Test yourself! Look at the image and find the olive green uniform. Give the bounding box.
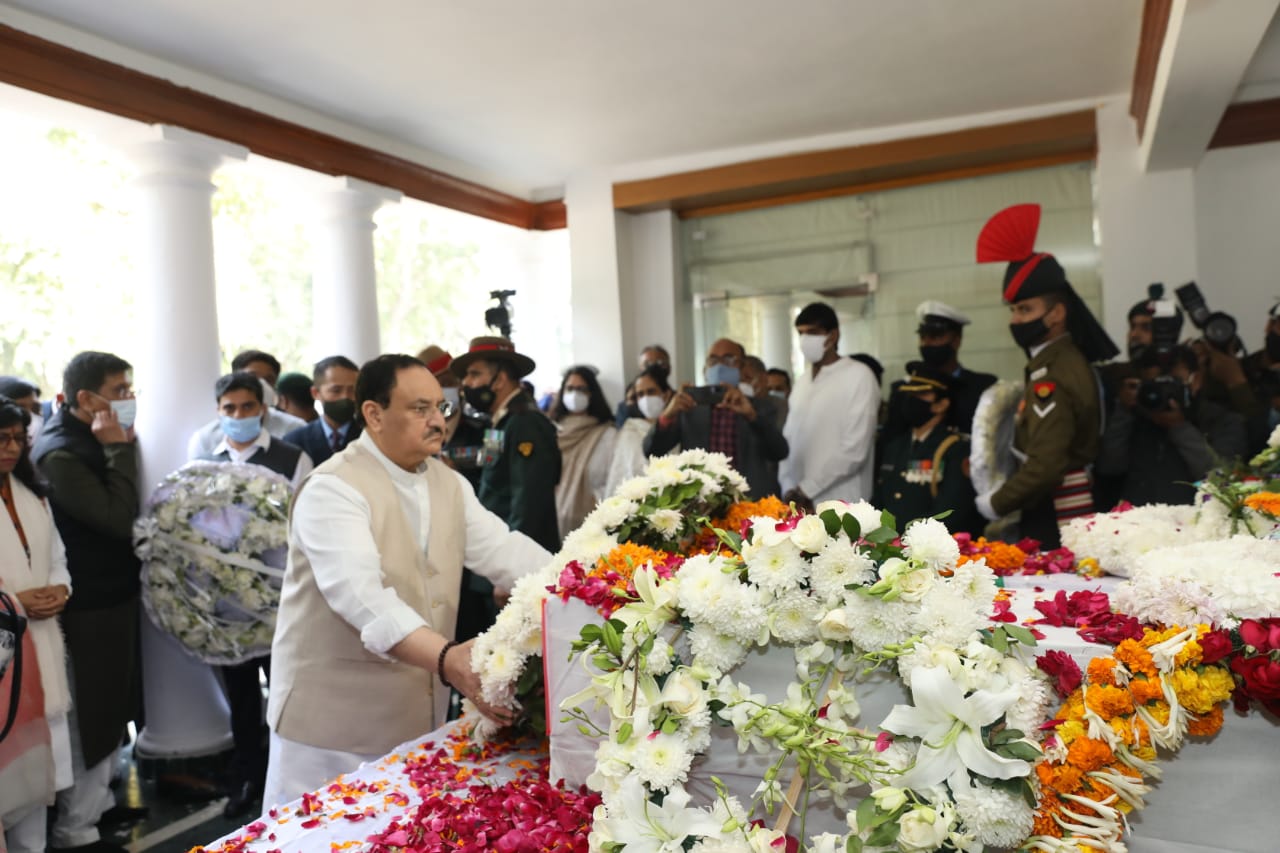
[990,335,1100,546]
[476,392,562,553]
[873,426,982,534]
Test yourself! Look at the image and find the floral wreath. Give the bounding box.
[472,451,1055,852]
[133,460,290,665]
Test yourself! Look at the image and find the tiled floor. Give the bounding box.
[75,741,258,853]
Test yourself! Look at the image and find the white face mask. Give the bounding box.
[738,382,755,398]
[562,390,590,414]
[637,395,666,421]
[768,389,787,399]
[799,333,829,364]
[110,398,137,429]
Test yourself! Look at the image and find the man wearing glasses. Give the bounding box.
[264,354,551,808]
[32,351,145,853]
[645,337,789,498]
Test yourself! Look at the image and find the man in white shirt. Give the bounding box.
[780,302,880,508]
[187,350,306,460]
[203,371,312,817]
[263,354,551,809]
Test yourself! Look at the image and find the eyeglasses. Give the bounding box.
[0,431,26,448]
[407,400,456,420]
[705,354,741,367]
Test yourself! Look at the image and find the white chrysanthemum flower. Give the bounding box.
[743,539,807,596]
[645,636,674,675]
[843,593,916,651]
[648,508,684,537]
[768,590,822,644]
[809,539,877,602]
[945,560,998,609]
[591,495,637,531]
[918,587,986,648]
[632,730,694,791]
[616,475,653,502]
[689,625,749,676]
[902,517,960,573]
[561,523,618,564]
[897,642,964,688]
[953,783,1034,848]
[1268,423,1280,449]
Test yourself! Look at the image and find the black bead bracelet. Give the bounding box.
[437,640,458,689]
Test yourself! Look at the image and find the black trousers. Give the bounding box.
[220,654,270,785]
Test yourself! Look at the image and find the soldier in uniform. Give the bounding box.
[883,301,996,443]
[453,336,562,554]
[872,366,982,534]
[973,204,1118,548]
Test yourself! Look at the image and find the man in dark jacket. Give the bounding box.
[454,337,561,553]
[33,351,144,853]
[645,338,788,498]
[282,355,362,467]
[1096,345,1247,505]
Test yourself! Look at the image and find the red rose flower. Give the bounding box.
[1036,649,1083,698]
[1231,655,1280,716]
[1198,629,1234,665]
[1239,619,1280,654]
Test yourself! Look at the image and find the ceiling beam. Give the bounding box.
[613,111,1097,214]
[1139,0,1280,171]
[0,23,566,230]
[1129,0,1174,139]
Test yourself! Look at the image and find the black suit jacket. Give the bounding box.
[643,397,788,498]
[282,418,362,467]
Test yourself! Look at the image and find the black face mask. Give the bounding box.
[918,344,954,369]
[1128,341,1149,364]
[321,398,356,426]
[1267,331,1280,362]
[1010,317,1050,352]
[462,382,496,413]
[901,395,938,429]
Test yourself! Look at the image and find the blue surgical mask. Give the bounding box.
[705,364,740,388]
[220,414,262,443]
[109,399,137,429]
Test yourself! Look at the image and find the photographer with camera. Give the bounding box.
[1243,301,1280,442]
[644,338,788,498]
[1096,331,1246,505]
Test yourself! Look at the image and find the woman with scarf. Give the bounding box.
[550,367,616,538]
[0,396,72,853]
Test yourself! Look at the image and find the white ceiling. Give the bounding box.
[3,0,1142,196]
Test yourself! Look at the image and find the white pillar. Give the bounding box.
[128,124,247,758]
[758,295,794,373]
[565,173,628,402]
[310,177,401,365]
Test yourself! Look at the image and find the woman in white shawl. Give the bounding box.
[605,366,675,496]
[550,367,616,538]
[0,398,72,853]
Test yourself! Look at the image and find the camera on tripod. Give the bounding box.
[1175,281,1238,352]
[485,289,516,339]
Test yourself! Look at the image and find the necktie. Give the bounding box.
[331,429,343,454]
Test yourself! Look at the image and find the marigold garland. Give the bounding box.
[689,495,793,555]
[1243,490,1280,518]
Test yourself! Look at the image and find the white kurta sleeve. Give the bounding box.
[291,475,428,657]
[455,470,554,590]
[290,450,314,492]
[798,366,880,499]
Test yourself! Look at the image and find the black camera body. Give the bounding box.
[485,289,517,338]
[1137,373,1189,412]
[1175,282,1237,351]
[1135,283,1181,369]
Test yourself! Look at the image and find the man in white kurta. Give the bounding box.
[779,302,880,505]
[263,355,551,809]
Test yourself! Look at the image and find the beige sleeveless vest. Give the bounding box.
[266,443,465,754]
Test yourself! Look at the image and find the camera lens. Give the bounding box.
[1205,313,1236,348]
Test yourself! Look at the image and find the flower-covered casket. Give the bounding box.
[474,452,1062,852]
[133,460,291,664]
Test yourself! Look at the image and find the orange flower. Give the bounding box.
[1087,658,1119,687]
[1085,684,1135,719]
[957,537,1028,571]
[1114,640,1157,679]
[593,543,671,591]
[1031,790,1067,838]
[690,497,793,555]
[1187,706,1224,737]
[1129,677,1165,706]
[1244,491,1280,518]
[1066,737,1114,772]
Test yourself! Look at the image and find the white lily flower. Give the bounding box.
[594,776,723,853]
[881,666,1029,790]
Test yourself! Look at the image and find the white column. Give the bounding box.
[310,177,401,365]
[565,173,628,402]
[128,125,247,758]
[758,294,794,374]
